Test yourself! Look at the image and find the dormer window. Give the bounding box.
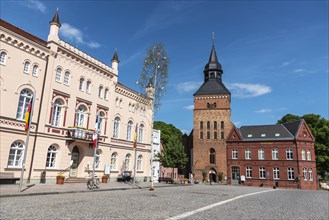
[247,134,252,138]
[261,134,266,137]
[275,133,280,137]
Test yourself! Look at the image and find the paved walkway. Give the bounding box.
[0,181,178,198]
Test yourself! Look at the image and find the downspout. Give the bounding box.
[27,55,49,183]
[295,138,300,189]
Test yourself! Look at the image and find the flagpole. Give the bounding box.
[19,94,35,192]
[133,123,138,185]
[92,114,99,182]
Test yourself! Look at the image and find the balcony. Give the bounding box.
[67,127,93,143]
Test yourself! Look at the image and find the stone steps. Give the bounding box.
[65,178,87,183]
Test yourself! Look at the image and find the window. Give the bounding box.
[98,112,105,133]
[55,68,62,82]
[63,71,70,85]
[258,149,264,160]
[200,132,203,139]
[301,149,306,160]
[16,89,33,120]
[119,99,123,108]
[214,121,217,130]
[303,168,307,180]
[86,81,91,93]
[124,154,131,171]
[110,152,117,170]
[113,117,120,138]
[79,78,85,91]
[246,166,252,178]
[23,61,30,73]
[207,121,210,129]
[95,149,101,169]
[137,155,142,171]
[272,149,278,160]
[0,51,7,64]
[8,141,24,167]
[207,132,210,139]
[232,149,238,159]
[75,105,86,127]
[46,145,57,168]
[307,150,311,160]
[287,167,294,180]
[126,121,133,140]
[210,148,215,164]
[273,167,280,179]
[214,132,217,140]
[200,121,203,129]
[286,149,293,160]
[115,97,119,107]
[51,99,63,127]
[98,86,103,98]
[259,166,266,179]
[221,132,224,139]
[221,121,224,129]
[309,168,313,181]
[104,88,109,100]
[128,103,132,112]
[245,149,251,159]
[138,124,144,142]
[32,65,38,76]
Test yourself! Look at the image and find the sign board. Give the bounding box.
[104,164,111,175]
[240,175,245,181]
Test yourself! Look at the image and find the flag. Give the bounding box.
[133,123,138,149]
[24,97,33,133]
[92,115,99,148]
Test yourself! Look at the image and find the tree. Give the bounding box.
[278,114,329,178]
[138,43,169,110]
[154,121,188,176]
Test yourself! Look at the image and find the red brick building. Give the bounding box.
[226,120,317,190]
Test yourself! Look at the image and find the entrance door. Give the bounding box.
[231,166,240,185]
[70,147,79,177]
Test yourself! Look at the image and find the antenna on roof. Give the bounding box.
[212,32,215,47]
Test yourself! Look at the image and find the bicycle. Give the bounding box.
[86,172,100,190]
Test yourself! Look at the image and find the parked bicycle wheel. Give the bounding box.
[87,179,93,190]
[95,179,100,189]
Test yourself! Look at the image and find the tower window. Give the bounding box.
[207,132,210,139]
[200,132,203,139]
[207,121,210,129]
[200,121,203,129]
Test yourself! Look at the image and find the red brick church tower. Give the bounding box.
[191,42,233,183]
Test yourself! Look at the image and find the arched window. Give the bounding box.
[221,121,224,129]
[221,131,224,139]
[16,89,33,120]
[301,149,306,160]
[119,99,123,108]
[200,121,203,129]
[137,155,143,171]
[138,124,144,142]
[0,51,7,65]
[79,78,85,91]
[8,141,25,167]
[207,121,210,129]
[210,148,215,164]
[104,88,109,100]
[23,61,30,73]
[75,105,86,127]
[307,150,311,160]
[51,99,63,127]
[113,116,120,138]
[124,154,131,171]
[110,152,117,170]
[55,68,62,82]
[126,120,133,140]
[200,131,203,139]
[95,149,101,169]
[207,131,210,139]
[115,97,119,107]
[86,80,91,93]
[98,86,103,98]
[32,65,38,77]
[46,145,57,168]
[98,112,105,133]
[214,132,217,139]
[214,121,217,130]
[63,71,70,85]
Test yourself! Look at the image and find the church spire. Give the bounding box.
[50,8,61,28]
[204,33,223,81]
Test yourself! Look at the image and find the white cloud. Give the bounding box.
[183,105,194,110]
[280,59,295,67]
[176,81,202,94]
[255,108,272,113]
[22,0,46,13]
[226,83,271,98]
[60,23,100,49]
[293,68,305,73]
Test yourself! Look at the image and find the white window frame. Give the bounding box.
[309,168,313,181]
[23,61,30,74]
[307,150,311,161]
[273,167,280,179]
[272,148,278,160]
[7,141,25,168]
[124,154,131,171]
[104,88,109,100]
[287,167,294,180]
[55,68,62,82]
[286,149,293,160]
[258,149,264,160]
[75,106,86,127]
[51,99,63,127]
[303,167,307,180]
[110,152,117,170]
[301,149,306,160]
[46,145,57,168]
[79,78,85,91]
[245,149,251,159]
[232,149,238,159]
[113,117,120,138]
[98,86,103,99]
[137,155,142,171]
[16,89,33,120]
[259,166,266,179]
[32,65,38,77]
[246,166,252,178]
[0,51,7,65]
[86,80,91,93]
[63,71,70,85]
[138,124,144,143]
[126,121,133,140]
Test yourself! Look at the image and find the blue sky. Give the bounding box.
[1,0,328,134]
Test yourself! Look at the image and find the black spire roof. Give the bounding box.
[50,9,61,28]
[111,50,119,62]
[204,45,222,74]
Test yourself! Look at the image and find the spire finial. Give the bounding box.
[212,32,215,47]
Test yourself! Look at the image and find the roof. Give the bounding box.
[282,120,301,137]
[204,45,222,72]
[239,124,294,141]
[0,19,47,47]
[50,9,61,27]
[194,79,230,96]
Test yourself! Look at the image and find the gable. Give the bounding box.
[227,126,243,142]
[296,120,315,141]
